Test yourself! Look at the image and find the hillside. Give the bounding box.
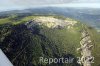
[1,7,100,30]
[0,15,100,66]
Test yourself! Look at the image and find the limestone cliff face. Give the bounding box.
[25,16,77,29]
[77,30,93,66]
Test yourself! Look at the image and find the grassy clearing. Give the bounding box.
[0,18,11,24]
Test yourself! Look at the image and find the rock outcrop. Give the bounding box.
[77,30,93,66]
[25,16,77,29]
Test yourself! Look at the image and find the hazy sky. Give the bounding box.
[0,0,100,11]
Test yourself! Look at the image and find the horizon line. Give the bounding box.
[0,3,100,12]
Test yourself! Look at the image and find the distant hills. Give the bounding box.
[0,7,100,30]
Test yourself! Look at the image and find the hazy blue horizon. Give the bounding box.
[0,0,100,11]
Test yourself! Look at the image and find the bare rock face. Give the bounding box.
[77,30,93,66]
[25,16,77,29]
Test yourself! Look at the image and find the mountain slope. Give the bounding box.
[1,7,100,30]
[0,16,100,66]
